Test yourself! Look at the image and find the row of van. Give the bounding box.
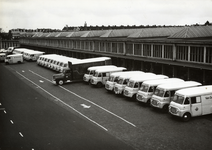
[13,48,45,61]
[83,65,212,121]
[37,54,81,72]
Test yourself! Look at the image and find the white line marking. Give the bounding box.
[16,71,108,131]
[4,110,6,114]
[0,103,1,105]
[10,120,14,124]
[19,132,24,137]
[29,70,136,127]
[22,70,25,72]
[81,104,91,108]
[39,80,44,83]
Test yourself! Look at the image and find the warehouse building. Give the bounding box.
[19,26,212,85]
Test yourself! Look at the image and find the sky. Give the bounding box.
[0,0,212,32]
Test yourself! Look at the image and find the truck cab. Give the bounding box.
[52,69,72,85]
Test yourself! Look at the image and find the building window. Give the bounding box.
[94,41,99,51]
[176,45,188,61]
[164,45,173,59]
[143,44,151,57]
[106,42,111,53]
[134,44,142,56]
[118,43,124,54]
[112,43,118,53]
[206,47,212,63]
[126,43,133,55]
[190,46,204,63]
[100,42,105,52]
[153,45,162,58]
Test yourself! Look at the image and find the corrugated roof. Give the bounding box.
[81,30,109,37]
[47,32,61,37]
[128,27,184,38]
[66,31,89,37]
[169,26,212,38]
[55,32,73,37]
[100,29,140,37]
[39,33,51,37]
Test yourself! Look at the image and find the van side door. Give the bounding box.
[190,97,202,117]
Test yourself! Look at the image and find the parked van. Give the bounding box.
[151,81,202,110]
[83,65,117,83]
[37,54,57,66]
[169,85,212,121]
[114,72,148,95]
[0,53,6,62]
[23,50,44,61]
[90,67,127,87]
[136,78,184,105]
[5,54,23,64]
[105,71,145,92]
[124,75,169,99]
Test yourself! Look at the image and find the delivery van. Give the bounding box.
[90,67,127,87]
[136,78,184,105]
[169,85,212,121]
[23,50,44,61]
[5,54,23,64]
[114,72,150,95]
[105,71,145,92]
[124,74,169,99]
[83,65,117,83]
[151,81,202,111]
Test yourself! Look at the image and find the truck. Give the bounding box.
[123,74,169,99]
[169,85,212,121]
[90,67,127,87]
[151,81,202,111]
[83,65,117,83]
[52,57,112,85]
[5,54,23,64]
[136,78,184,105]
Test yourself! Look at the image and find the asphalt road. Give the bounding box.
[0,63,135,150]
[0,61,212,150]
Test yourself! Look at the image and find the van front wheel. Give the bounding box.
[96,82,102,88]
[182,113,191,122]
[57,80,64,85]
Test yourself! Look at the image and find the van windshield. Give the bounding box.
[118,78,124,84]
[128,81,134,88]
[140,85,149,92]
[154,89,165,97]
[108,76,114,82]
[173,95,184,104]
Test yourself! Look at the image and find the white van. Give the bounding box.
[136,78,184,105]
[105,71,145,92]
[0,53,6,62]
[124,74,169,99]
[151,81,202,111]
[37,54,57,66]
[23,50,44,61]
[114,72,149,95]
[90,67,127,87]
[169,85,212,121]
[83,65,117,83]
[5,54,23,64]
